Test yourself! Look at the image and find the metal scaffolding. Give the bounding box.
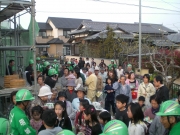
[0,0,38,95]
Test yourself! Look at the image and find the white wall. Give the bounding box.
[46,30,52,36]
[48,20,58,38]
[65,55,119,66]
[58,29,63,36]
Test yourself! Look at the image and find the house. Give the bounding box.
[36,17,91,57]
[68,21,178,56]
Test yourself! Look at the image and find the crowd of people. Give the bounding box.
[1,57,180,135]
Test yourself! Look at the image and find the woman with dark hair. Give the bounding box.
[73,70,83,90]
[127,103,147,135]
[126,72,139,102]
[54,101,72,130]
[138,74,156,107]
[75,99,90,134]
[83,105,102,135]
[57,92,76,122]
[91,62,96,70]
[6,91,17,119]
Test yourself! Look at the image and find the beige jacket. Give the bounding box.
[96,75,103,91]
[138,82,156,107]
[85,73,97,91]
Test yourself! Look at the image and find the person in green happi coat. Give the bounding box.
[52,59,59,73]
[108,60,117,70]
[36,57,43,72]
[67,61,73,71]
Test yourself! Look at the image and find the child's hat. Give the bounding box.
[66,79,76,87]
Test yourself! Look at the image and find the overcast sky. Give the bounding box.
[19,0,180,32]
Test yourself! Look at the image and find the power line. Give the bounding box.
[89,0,180,13]
[160,0,180,10]
[37,11,180,15]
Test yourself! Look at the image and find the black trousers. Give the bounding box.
[105,99,116,114]
[26,72,34,86]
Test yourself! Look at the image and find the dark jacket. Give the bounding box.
[104,84,115,101]
[155,85,169,102]
[6,65,13,75]
[55,117,72,131]
[65,90,77,103]
[44,76,57,89]
[78,60,85,69]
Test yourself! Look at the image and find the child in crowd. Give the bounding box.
[65,79,77,102]
[75,99,90,134]
[6,91,17,119]
[30,105,43,134]
[57,92,76,122]
[50,88,58,103]
[83,105,102,135]
[138,96,147,113]
[54,101,72,131]
[104,78,115,115]
[127,103,147,135]
[98,111,111,131]
[115,94,129,127]
[38,110,62,135]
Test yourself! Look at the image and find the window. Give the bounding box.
[63,30,70,38]
[39,32,47,37]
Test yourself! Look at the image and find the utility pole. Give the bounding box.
[31,0,37,96]
[138,0,142,71]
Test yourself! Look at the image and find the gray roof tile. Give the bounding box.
[48,17,91,29]
[47,38,64,44]
[79,21,176,34]
[167,33,180,43]
[38,22,52,30]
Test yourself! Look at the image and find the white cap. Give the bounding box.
[92,102,103,111]
[38,86,53,97]
[94,66,99,71]
[88,68,94,73]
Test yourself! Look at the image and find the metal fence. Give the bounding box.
[172,83,180,98]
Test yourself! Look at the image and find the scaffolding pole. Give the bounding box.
[138,0,142,70]
[14,15,18,73]
[31,0,37,96]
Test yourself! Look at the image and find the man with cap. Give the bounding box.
[9,89,36,135]
[72,86,91,111]
[25,59,34,86]
[36,57,43,73]
[42,61,51,77]
[0,118,10,135]
[156,100,180,135]
[85,68,97,102]
[108,60,117,70]
[127,64,133,73]
[52,59,59,73]
[67,61,73,71]
[94,66,103,102]
[31,85,53,110]
[100,120,128,135]
[44,68,58,89]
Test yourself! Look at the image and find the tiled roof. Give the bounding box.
[48,17,91,29]
[78,21,176,34]
[167,33,180,43]
[47,38,64,44]
[84,30,134,40]
[38,22,52,30]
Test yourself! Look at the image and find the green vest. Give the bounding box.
[108,64,117,69]
[9,106,36,135]
[68,66,73,71]
[36,63,43,72]
[170,122,180,135]
[52,63,59,72]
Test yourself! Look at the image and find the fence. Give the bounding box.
[171,83,180,98]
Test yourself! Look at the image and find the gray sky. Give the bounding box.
[20,0,180,32]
